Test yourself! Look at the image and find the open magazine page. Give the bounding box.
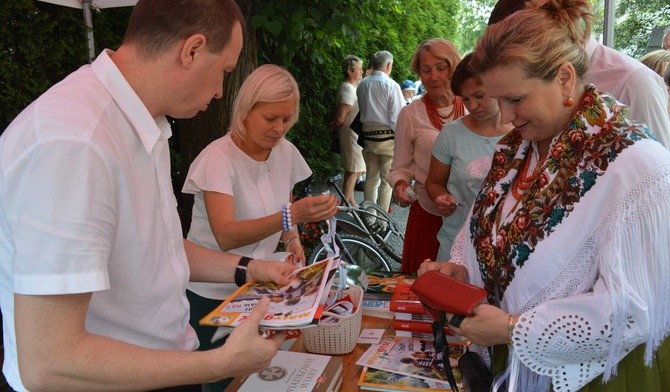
[200,257,335,329]
[357,336,456,383]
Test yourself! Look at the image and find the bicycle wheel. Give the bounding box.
[359,201,405,263]
[309,234,393,272]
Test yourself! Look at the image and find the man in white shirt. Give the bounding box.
[356,50,405,212]
[0,1,294,391]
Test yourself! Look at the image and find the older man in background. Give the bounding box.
[356,50,405,212]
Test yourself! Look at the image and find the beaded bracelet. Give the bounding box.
[281,203,293,232]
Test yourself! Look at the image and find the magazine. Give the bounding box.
[200,258,336,329]
[358,366,452,391]
[356,336,463,384]
[364,271,415,300]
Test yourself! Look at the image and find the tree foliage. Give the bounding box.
[0,1,130,132]
[611,0,670,57]
[4,0,666,183]
[453,0,496,54]
[250,0,459,180]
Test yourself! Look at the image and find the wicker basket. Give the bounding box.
[303,284,364,355]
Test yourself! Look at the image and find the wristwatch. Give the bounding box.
[234,256,253,287]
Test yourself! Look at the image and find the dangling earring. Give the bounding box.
[563,96,574,107]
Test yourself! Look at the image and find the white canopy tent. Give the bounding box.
[37,0,617,64]
[38,0,138,63]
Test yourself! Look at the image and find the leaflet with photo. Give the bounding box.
[364,271,415,300]
[200,258,336,329]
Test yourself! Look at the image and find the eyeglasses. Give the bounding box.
[419,62,450,75]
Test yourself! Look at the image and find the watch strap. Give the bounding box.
[234,256,253,287]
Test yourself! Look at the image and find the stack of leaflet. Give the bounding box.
[361,272,415,319]
[390,282,450,340]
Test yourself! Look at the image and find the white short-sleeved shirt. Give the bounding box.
[356,70,405,130]
[336,81,359,130]
[0,50,196,391]
[182,134,311,300]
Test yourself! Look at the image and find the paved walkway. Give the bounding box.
[352,189,409,230]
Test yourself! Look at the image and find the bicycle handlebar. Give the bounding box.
[327,174,343,185]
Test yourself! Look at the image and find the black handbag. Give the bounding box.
[350,112,365,148]
[330,131,341,154]
[458,347,494,392]
[429,312,494,392]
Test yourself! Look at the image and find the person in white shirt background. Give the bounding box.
[488,0,670,149]
[356,50,405,213]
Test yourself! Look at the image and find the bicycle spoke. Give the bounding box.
[309,234,393,272]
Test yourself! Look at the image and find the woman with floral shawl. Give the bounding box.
[418,0,670,391]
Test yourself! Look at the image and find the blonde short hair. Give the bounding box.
[342,55,362,79]
[229,64,300,140]
[640,50,670,78]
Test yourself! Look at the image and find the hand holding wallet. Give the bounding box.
[410,270,487,321]
[412,270,494,392]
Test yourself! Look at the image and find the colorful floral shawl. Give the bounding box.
[468,85,653,304]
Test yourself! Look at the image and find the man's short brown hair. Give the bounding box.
[123,0,245,60]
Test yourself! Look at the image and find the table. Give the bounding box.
[289,315,393,390]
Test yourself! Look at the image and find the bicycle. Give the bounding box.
[308,231,394,272]
[323,174,405,265]
[301,174,405,272]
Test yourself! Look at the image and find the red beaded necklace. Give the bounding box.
[511,144,545,200]
[423,94,465,130]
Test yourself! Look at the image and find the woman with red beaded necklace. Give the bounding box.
[425,53,513,263]
[388,38,466,273]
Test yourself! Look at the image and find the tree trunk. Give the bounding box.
[172,0,257,235]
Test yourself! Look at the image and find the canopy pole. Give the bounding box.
[603,0,615,47]
[82,0,95,63]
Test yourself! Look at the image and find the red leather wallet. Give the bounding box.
[410,270,487,321]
